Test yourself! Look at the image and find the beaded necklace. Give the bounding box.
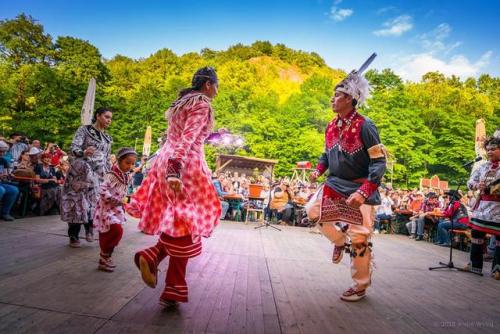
[336,110,358,152]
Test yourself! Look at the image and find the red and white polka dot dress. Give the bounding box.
[126,93,221,241]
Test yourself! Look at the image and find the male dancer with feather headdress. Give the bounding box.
[310,58,386,302]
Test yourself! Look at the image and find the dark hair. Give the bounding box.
[17,149,29,162]
[179,66,218,97]
[427,192,438,199]
[445,190,461,200]
[92,107,113,123]
[484,135,500,149]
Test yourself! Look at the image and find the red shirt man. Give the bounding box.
[45,144,66,166]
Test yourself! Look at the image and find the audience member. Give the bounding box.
[212,174,229,220]
[374,189,393,233]
[269,180,294,225]
[405,192,424,237]
[34,153,62,215]
[132,155,147,191]
[45,143,67,167]
[0,141,19,221]
[31,140,41,149]
[413,192,440,241]
[28,146,42,166]
[8,133,29,163]
[435,190,469,247]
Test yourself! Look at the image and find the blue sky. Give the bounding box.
[2,0,499,81]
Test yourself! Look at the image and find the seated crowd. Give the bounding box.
[212,172,316,226]
[374,186,495,257]
[0,133,68,220]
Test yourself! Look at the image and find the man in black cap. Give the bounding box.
[435,190,469,246]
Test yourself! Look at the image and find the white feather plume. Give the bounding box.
[336,71,372,107]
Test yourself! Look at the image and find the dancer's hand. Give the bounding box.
[84,146,96,157]
[167,177,183,193]
[346,192,365,209]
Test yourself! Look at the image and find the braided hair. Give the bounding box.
[179,66,218,97]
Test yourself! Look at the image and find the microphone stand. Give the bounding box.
[428,165,482,276]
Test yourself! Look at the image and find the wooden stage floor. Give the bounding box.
[0,216,498,334]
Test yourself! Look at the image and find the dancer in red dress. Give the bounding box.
[126,67,221,307]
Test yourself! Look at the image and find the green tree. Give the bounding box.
[55,36,109,85]
[0,13,54,68]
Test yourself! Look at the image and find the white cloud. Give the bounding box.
[329,1,353,22]
[376,6,397,15]
[373,15,413,36]
[419,23,462,55]
[395,51,493,81]
[433,23,451,40]
[331,8,353,21]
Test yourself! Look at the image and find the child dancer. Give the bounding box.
[94,147,137,272]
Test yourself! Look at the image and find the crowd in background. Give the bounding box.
[209,172,495,259]
[1,132,495,258]
[211,172,317,226]
[0,133,68,220]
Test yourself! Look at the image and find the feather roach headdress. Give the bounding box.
[335,53,377,107]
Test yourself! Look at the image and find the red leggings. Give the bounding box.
[138,234,201,302]
[160,234,201,302]
[99,224,124,255]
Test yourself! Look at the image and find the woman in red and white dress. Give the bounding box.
[126,67,221,307]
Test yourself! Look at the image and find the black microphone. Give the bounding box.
[462,156,482,167]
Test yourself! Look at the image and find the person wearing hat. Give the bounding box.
[28,146,43,166]
[435,190,469,247]
[466,134,500,279]
[310,69,386,302]
[0,140,19,221]
[93,147,137,272]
